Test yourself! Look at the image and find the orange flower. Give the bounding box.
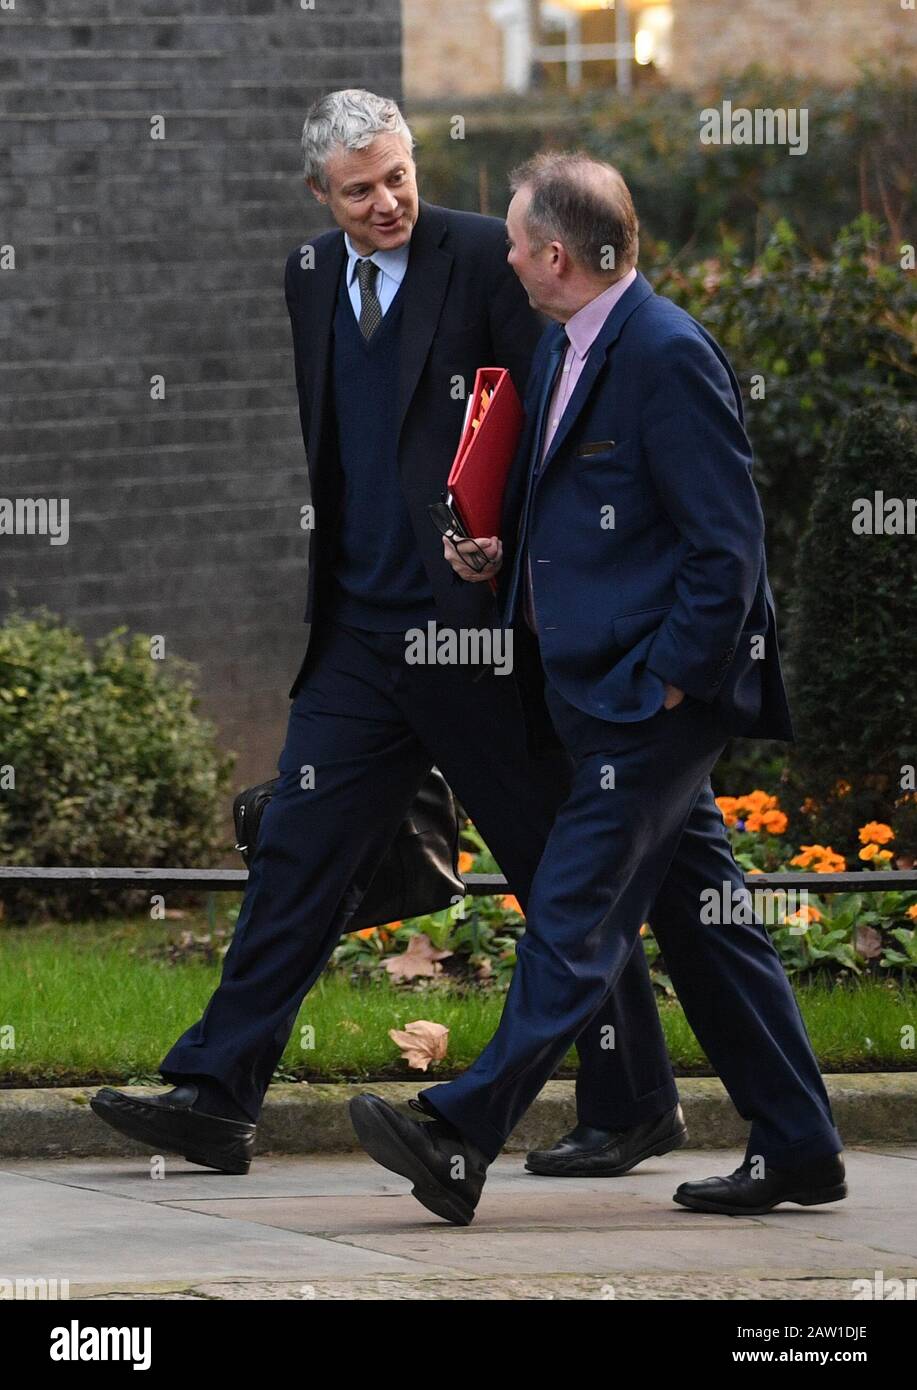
[739,790,779,813]
[785,903,822,925]
[716,796,741,826]
[640,923,650,935]
[907,904,917,920]
[858,822,894,846]
[791,844,846,872]
[834,780,852,797]
[500,894,523,916]
[458,851,475,874]
[791,844,828,867]
[355,927,376,939]
[745,808,788,834]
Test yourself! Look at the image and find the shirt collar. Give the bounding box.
[344,232,411,287]
[564,265,638,360]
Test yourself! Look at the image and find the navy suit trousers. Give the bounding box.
[421,676,843,1167]
[160,620,677,1124]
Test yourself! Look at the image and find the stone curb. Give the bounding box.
[1,1074,915,1160]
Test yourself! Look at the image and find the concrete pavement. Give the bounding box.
[2,1145,915,1300]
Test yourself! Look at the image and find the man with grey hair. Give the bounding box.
[351,151,846,1226]
[92,100,687,1181]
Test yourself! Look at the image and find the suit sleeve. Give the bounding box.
[641,331,764,701]
[284,249,311,457]
[484,231,545,398]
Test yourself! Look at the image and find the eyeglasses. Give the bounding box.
[428,500,493,574]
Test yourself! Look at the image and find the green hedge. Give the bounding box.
[654,212,916,613]
[0,611,234,921]
[413,62,914,261]
[784,402,917,855]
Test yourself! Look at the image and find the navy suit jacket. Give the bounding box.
[497,270,795,743]
[282,199,541,689]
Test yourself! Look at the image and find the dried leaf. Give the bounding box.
[388,1019,449,1070]
[854,923,883,959]
[382,932,452,981]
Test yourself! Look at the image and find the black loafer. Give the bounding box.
[90,1084,256,1175]
[349,1092,489,1226]
[673,1152,847,1215]
[525,1104,688,1176]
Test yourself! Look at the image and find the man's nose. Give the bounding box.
[376,186,399,214]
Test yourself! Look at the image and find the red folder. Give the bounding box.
[445,369,523,593]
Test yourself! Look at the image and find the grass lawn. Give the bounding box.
[1,912,914,1088]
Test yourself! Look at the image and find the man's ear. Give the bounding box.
[306,178,327,205]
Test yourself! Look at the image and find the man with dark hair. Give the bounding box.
[351,152,846,1226]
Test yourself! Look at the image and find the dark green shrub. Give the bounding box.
[655,213,916,611]
[0,611,234,920]
[783,403,917,858]
[414,62,914,261]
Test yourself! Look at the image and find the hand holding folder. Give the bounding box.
[429,367,523,594]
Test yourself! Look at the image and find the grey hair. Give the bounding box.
[301,89,415,191]
[510,151,639,277]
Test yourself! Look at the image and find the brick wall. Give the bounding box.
[666,0,917,88]
[402,0,916,99]
[0,0,402,807]
[403,0,504,100]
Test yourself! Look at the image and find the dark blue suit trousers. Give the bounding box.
[160,620,678,1125]
[421,667,843,1167]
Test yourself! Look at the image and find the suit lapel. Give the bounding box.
[499,326,563,537]
[536,270,655,481]
[397,201,453,442]
[307,234,346,471]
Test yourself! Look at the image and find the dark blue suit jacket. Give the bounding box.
[282,199,541,674]
[497,270,795,742]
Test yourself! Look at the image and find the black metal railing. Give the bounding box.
[1,866,915,895]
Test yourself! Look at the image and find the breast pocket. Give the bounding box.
[574,437,633,466]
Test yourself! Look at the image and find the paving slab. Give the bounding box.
[1,1145,914,1300]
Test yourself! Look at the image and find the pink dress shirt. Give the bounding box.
[523,266,638,633]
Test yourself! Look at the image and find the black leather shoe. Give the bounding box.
[525,1104,688,1176]
[673,1152,847,1215]
[90,1083,256,1175]
[349,1092,489,1226]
